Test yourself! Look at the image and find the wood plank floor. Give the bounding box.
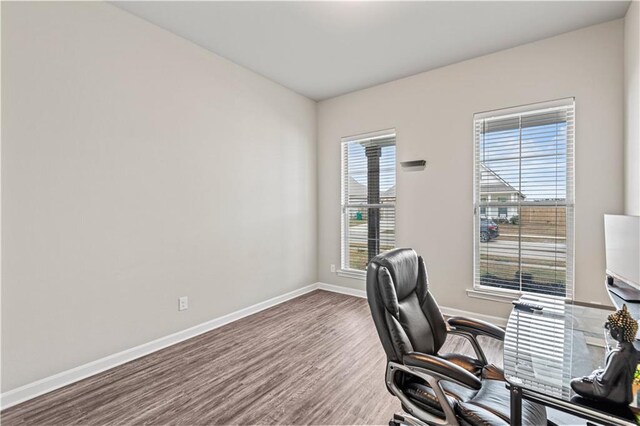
[1,290,503,425]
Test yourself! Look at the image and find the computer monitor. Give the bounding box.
[604,214,640,290]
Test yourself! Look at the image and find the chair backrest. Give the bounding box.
[366,248,447,363]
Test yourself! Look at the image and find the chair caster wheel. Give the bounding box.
[390,415,404,426]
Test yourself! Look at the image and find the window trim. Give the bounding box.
[472,98,575,299]
[337,268,366,280]
[340,128,397,275]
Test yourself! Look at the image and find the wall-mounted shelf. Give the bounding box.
[400,160,426,171]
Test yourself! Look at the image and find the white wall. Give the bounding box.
[318,20,625,318]
[1,2,317,392]
[625,1,640,215]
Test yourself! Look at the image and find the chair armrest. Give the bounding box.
[403,352,482,390]
[447,316,505,341]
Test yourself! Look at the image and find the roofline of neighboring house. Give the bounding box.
[480,164,525,198]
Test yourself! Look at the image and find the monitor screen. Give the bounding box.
[604,215,640,289]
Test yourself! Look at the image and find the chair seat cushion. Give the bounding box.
[456,403,510,425]
[457,379,547,426]
[405,379,478,416]
[403,378,546,425]
[405,382,458,418]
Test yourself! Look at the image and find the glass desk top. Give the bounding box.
[504,295,609,400]
[504,295,639,424]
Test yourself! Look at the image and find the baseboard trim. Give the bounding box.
[316,282,508,327]
[317,282,366,298]
[0,283,319,410]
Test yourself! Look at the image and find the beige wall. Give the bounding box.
[318,20,625,318]
[1,2,317,391]
[1,0,631,397]
[625,1,640,215]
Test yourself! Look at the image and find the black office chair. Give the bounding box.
[367,248,547,426]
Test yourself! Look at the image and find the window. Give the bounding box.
[497,197,508,218]
[341,130,396,272]
[474,99,574,298]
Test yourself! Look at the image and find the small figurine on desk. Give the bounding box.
[571,304,639,405]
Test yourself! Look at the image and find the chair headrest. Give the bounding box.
[370,248,420,300]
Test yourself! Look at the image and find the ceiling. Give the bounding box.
[113,1,630,101]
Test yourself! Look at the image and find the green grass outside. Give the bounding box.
[347,242,394,271]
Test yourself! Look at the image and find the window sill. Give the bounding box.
[337,269,366,280]
[466,287,521,304]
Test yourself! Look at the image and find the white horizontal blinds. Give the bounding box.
[474,99,574,298]
[342,132,396,271]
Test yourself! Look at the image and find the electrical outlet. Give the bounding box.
[330,264,336,273]
[179,296,188,311]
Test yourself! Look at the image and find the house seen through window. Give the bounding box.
[341,130,396,272]
[474,99,575,298]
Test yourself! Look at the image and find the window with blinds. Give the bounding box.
[341,130,396,272]
[474,99,574,298]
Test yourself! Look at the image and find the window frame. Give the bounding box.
[340,129,397,276]
[472,99,575,300]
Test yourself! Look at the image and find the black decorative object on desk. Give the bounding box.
[570,304,639,405]
[569,395,637,422]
